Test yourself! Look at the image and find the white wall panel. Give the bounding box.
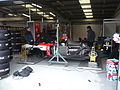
[72,24,102,41]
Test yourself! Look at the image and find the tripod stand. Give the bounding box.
[48,19,68,66]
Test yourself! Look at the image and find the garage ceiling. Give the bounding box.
[0,0,119,24]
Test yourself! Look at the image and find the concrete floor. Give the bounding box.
[0,54,117,90]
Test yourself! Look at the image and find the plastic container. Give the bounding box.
[106,59,119,81]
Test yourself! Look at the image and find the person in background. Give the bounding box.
[82,38,87,44]
[78,37,82,43]
[24,27,34,44]
[87,26,96,47]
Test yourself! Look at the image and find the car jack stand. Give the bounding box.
[48,52,68,66]
[18,46,40,65]
[48,19,68,66]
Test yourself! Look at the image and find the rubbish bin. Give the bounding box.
[106,59,119,81]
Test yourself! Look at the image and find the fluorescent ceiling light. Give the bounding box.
[37,12,44,15]
[46,17,49,19]
[14,15,17,16]
[8,13,13,16]
[79,0,93,18]
[32,3,37,6]
[22,4,33,8]
[13,1,24,4]
[31,8,40,12]
[32,3,42,8]
[79,0,90,4]
[46,17,54,19]
[8,13,17,16]
[84,13,93,15]
[81,5,91,8]
[22,13,30,17]
[83,9,92,12]
[49,17,54,19]
[86,16,93,18]
[37,5,42,9]
[44,15,49,17]
[50,12,56,17]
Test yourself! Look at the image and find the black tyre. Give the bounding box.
[12,45,21,49]
[12,43,22,46]
[0,41,9,50]
[12,49,21,52]
[0,50,10,57]
[0,63,9,70]
[0,58,10,64]
[11,33,21,37]
[0,33,9,40]
[0,29,8,33]
[8,38,11,42]
[11,37,21,40]
[0,29,9,40]
[0,54,10,60]
[0,70,10,77]
[7,33,11,39]
[11,39,22,43]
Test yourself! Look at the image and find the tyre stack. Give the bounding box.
[11,30,22,53]
[8,30,13,59]
[0,29,10,78]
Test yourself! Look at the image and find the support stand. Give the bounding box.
[48,19,68,66]
[117,44,120,90]
[28,7,31,21]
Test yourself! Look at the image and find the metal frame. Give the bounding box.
[103,18,120,90]
[28,7,31,21]
[103,19,120,37]
[48,19,68,66]
[103,19,120,52]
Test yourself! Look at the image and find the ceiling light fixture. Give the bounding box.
[31,8,40,12]
[13,1,24,4]
[8,13,17,16]
[22,13,30,17]
[81,5,91,9]
[46,17,54,19]
[44,15,49,17]
[86,16,93,18]
[79,0,90,4]
[79,0,93,18]
[50,12,56,17]
[8,13,13,16]
[22,4,33,8]
[21,3,53,19]
[32,3,42,8]
[49,17,54,19]
[37,12,44,15]
[14,15,17,16]
[84,13,93,15]
[83,9,92,12]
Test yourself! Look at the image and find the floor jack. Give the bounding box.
[77,46,102,71]
[88,46,98,68]
[18,45,40,65]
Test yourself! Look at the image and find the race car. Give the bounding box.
[58,39,90,60]
[23,39,90,60]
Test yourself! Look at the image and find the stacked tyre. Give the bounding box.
[0,29,10,78]
[8,30,13,59]
[11,31,22,53]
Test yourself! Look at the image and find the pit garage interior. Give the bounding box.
[0,0,120,90]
